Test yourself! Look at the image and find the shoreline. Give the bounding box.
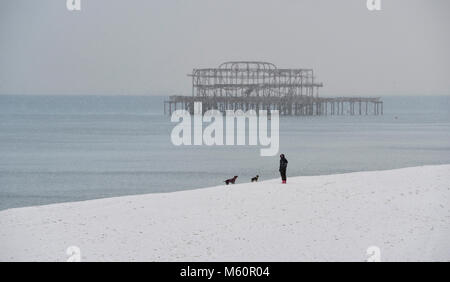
[1,165,449,261]
[3,163,448,213]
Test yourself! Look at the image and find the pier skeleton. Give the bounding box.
[164,61,383,116]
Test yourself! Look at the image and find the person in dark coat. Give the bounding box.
[279,154,288,183]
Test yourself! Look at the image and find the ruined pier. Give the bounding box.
[164,61,383,116]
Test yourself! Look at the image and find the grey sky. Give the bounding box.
[1,0,449,96]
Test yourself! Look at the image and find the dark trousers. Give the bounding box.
[280,169,287,181]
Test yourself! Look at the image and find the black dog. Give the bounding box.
[251,175,259,182]
[224,176,238,185]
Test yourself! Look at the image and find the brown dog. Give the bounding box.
[251,175,259,182]
[224,176,238,185]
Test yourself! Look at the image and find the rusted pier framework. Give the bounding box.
[164,61,383,116]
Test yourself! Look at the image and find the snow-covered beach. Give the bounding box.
[1,165,449,262]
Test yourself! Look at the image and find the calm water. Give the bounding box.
[1,95,449,210]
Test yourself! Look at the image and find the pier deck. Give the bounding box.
[164,95,383,116]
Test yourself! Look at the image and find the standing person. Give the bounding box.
[279,154,288,184]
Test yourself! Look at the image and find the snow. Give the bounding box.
[1,165,449,261]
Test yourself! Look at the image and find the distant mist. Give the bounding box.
[1,0,449,96]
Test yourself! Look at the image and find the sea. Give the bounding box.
[1,95,449,210]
